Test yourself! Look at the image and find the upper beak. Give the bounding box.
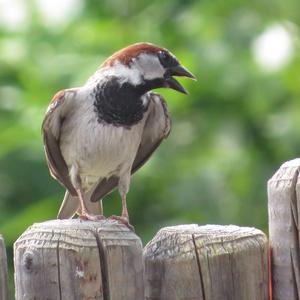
[164,64,196,94]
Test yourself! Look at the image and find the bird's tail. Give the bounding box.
[57,190,103,219]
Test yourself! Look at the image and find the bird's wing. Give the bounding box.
[90,92,171,202]
[42,89,77,196]
[131,93,171,173]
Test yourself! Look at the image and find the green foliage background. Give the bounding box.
[1,0,300,294]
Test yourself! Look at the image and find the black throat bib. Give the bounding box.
[93,77,149,128]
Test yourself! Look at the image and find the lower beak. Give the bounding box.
[164,64,196,94]
[165,77,189,94]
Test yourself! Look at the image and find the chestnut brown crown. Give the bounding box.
[101,43,164,67]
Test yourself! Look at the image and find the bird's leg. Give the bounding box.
[77,188,104,221]
[109,174,134,231]
[99,199,103,215]
[76,187,88,217]
[109,193,134,231]
[121,194,129,220]
[71,164,104,221]
[77,197,104,217]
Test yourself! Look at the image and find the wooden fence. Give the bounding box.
[0,158,299,299]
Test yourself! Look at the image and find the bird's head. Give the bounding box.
[99,42,196,94]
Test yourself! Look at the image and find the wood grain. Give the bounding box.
[268,158,300,300]
[0,235,8,300]
[14,219,144,300]
[144,224,268,300]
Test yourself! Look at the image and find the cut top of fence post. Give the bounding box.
[14,219,144,300]
[144,224,268,300]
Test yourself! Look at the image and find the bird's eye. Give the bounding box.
[158,51,168,62]
[158,50,178,67]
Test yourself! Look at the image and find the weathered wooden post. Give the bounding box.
[144,224,269,300]
[268,158,300,300]
[14,219,144,300]
[0,235,8,300]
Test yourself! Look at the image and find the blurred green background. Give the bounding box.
[1,0,300,295]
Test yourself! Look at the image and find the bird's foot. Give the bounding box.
[109,215,135,231]
[79,213,106,221]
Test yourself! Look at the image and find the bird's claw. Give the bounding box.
[79,213,106,221]
[109,215,135,231]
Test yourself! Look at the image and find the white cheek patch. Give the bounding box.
[102,61,143,85]
[135,53,165,80]
[88,53,165,86]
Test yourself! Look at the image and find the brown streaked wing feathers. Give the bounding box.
[42,90,77,196]
[90,92,171,202]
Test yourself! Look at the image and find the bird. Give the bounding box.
[42,42,196,229]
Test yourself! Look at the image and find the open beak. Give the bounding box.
[164,64,196,94]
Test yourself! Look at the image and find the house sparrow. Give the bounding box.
[42,42,195,228]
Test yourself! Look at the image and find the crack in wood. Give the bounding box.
[92,229,110,300]
[192,234,206,300]
[56,239,62,300]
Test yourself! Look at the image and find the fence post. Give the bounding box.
[0,235,8,300]
[144,224,269,300]
[14,219,144,300]
[268,158,300,300]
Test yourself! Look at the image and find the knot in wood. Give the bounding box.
[22,251,35,273]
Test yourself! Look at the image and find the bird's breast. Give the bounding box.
[60,99,147,187]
